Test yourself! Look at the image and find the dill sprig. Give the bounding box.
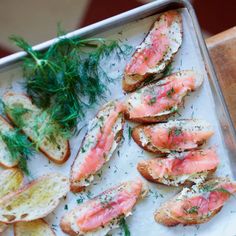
[3,102,70,149]
[119,217,131,236]
[0,129,33,175]
[10,35,130,134]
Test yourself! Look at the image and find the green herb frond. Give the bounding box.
[119,217,130,236]
[0,129,33,175]
[10,34,130,134]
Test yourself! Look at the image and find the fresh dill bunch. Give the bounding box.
[10,35,130,133]
[0,129,33,175]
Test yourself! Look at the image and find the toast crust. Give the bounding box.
[4,92,70,164]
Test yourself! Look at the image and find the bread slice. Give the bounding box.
[155,178,236,226]
[137,149,219,186]
[123,10,182,92]
[70,101,125,192]
[0,168,24,233]
[0,173,69,223]
[124,70,203,123]
[0,116,19,168]
[61,180,147,235]
[132,119,213,154]
[14,219,56,236]
[0,168,24,199]
[3,92,70,164]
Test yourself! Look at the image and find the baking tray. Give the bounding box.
[1,1,236,236]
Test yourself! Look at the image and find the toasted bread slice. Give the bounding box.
[0,168,24,232]
[155,178,236,226]
[124,70,203,123]
[61,180,147,235]
[3,92,70,164]
[70,101,125,192]
[132,119,213,154]
[0,116,19,168]
[0,168,24,199]
[0,173,69,223]
[123,10,182,92]
[137,149,219,186]
[14,219,56,236]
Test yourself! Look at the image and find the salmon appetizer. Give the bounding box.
[155,177,236,226]
[138,148,219,186]
[70,101,125,192]
[124,70,203,123]
[60,180,147,235]
[132,119,213,154]
[123,10,182,92]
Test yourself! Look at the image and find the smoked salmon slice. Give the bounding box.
[123,10,182,92]
[137,148,219,186]
[70,101,125,192]
[60,180,147,235]
[155,178,236,226]
[125,70,203,123]
[132,119,213,154]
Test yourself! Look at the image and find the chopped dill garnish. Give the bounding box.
[166,87,175,98]
[185,206,199,214]
[76,196,84,204]
[119,217,131,236]
[174,127,182,136]
[162,63,173,77]
[147,97,156,105]
[0,129,33,175]
[128,126,132,143]
[10,35,131,134]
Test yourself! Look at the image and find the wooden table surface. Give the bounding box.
[206,27,236,128]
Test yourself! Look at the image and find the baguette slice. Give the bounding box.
[61,180,147,236]
[155,177,236,226]
[137,149,219,186]
[70,101,125,192]
[125,70,203,123]
[0,173,69,224]
[123,10,182,92]
[14,219,56,236]
[3,92,70,164]
[0,168,23,233]
[0,116,19,168]
[132,119,213,154]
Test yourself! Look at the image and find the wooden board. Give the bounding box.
[206,27,236,128]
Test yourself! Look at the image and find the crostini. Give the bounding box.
[125,70,203,123]
[0,168,23,233]
[14,219,56,236]
[0,173,69,224]
[70,101,125,192]
[2,92,70,164]
[60,180,147,235]
[155,177,236,226]
[137,148,219,186]
[123,10,182,92]
[132,119,213,154]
